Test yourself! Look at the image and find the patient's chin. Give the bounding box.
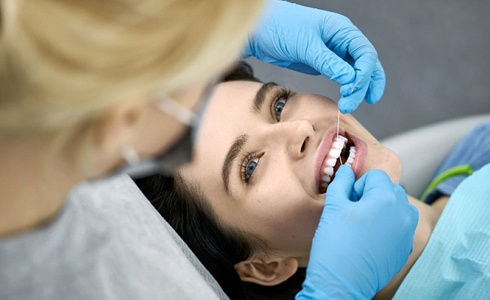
[385,151,403,184]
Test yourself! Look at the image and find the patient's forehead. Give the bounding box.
[213,80,262,99]
[181,81,267,198]
[196,80,261,132]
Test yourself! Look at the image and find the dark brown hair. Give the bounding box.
[134,61,306,299]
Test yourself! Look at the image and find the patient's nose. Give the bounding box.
[266,119,313,159]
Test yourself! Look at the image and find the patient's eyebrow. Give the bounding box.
[220,82,278,193]
[252,82,278,113]
[222,134,248,193]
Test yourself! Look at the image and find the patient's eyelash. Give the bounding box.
[270,88,292,122]
[239,87,291,184]
[240,152,261,183]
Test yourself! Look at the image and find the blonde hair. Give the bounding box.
[0,0,264,136]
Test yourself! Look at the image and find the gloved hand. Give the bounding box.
[244,0,385,114]
[296,166,419,299]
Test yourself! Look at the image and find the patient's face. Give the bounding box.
[179,80,401,263]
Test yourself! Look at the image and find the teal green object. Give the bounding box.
[420,164,473,202]
[394,163,490,298]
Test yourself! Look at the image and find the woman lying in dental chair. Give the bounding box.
[134,62,490,300]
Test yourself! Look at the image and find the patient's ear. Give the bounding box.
[235,254,298,286]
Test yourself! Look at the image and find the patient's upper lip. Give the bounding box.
[314,127,342,194]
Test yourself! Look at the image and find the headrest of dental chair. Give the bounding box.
[381,114,490,198]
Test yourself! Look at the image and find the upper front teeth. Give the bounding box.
[327,135,347,165]
[324,166,334,176]
[320,135,356,188]
[329,148,342,158]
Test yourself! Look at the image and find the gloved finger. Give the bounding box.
[365,60,386,104]
[393,184,418,256]
[347,48,377,97]
[344,30,378,70]
[324,165,356,206]
[337,43,377,113]
[305,39,356,85]
[287,62,321,75]
[338,82,369,114]
[393,184,410,204]
[393,184,419,230]
[352,169,393,200]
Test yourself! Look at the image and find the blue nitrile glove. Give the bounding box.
[296,166,419,299]
[244,0,385,114]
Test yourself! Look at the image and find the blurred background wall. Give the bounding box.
[246,0,490,139]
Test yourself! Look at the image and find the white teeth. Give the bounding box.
[322,175,331,183]
[336,135,347,142]
[345,146,356,167]
[326,158,337,167]
[320,135,355,190]
[329,148,342,158]
[323,167,334,176]
[332,141,344,149]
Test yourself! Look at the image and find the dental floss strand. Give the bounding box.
[336,109,343,165]
[336,80,358,165]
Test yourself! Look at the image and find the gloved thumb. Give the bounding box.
[324,165,356,207]
[353,169,392,200]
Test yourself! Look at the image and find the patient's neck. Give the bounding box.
[374,194,449,299]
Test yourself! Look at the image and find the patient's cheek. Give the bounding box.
[388,151,403,184]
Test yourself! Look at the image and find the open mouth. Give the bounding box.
[319,134,356,193]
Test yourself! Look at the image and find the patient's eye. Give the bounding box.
[271,88,291,121]
[241,153,261,183]
[274,99,287,119]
